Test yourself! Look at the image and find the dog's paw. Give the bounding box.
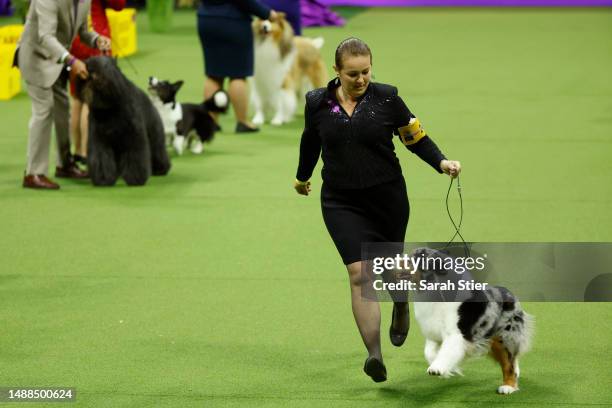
[270,116,283,126]
[190,140,203,154]
[252,113,264,126]
[427,363,451,378]
[173,135,185,155]
[497,385,518,395]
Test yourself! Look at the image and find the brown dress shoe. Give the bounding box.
[23,174,60,190]
[55,164,89,179]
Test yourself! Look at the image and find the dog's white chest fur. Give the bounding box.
[251,38,297,126]
[152,99,182,135]
[253,38,296,94]
[414,302,461,343]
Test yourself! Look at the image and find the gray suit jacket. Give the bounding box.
[18,0,99,88]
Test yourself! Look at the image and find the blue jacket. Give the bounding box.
[198,0,271,20]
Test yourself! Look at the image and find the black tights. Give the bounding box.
[347,261,409,360]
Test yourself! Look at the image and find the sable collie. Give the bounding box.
[410,248,534,395]
[251,16,328,126]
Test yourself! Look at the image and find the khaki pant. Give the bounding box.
[25,73,71,175]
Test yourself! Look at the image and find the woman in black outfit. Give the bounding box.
[197,0,278,132]
[294,38,461,382]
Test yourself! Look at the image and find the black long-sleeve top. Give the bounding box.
[296,79,447,189]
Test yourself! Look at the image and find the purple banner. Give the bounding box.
[0,0,12,16]
[320,0,612,6]
[302,0,346,27]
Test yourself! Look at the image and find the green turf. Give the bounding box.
[1,7,611,407]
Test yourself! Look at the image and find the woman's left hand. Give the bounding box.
[440,160,461,178]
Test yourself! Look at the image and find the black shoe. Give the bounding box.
[235,122,259,133]
[55,164,89,179]
[73,154,87,166]
[363,357,387,383]
[389,303,410,347]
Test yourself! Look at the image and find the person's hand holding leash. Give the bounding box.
[294,179,311,196]
[96,36,112,54]
[440,159,461,178]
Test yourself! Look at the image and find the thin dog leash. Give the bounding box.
[108,36,139,75]
[427,175,468,303]
[443,174,470,258]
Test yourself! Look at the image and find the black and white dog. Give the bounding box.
[411,247,534,395]
[148,77,229,155]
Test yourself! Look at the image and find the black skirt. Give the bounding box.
[197,16,254,78]
[321,177,409,265]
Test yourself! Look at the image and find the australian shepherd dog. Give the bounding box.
[410,248,534,394]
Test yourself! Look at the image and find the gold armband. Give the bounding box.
[398,117,427,146]
[295,179,309,186]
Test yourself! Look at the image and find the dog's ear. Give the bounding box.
[277,11,286,20]
[172,80,184,91]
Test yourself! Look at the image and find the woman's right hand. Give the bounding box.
[294,179,311,196]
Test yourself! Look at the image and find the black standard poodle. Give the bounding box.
[79,56,171,186]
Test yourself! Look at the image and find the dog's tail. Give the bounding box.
[310,37,325,50]
[487,287,535,357]
[498,305,535,358]
[204,90,230,113]
[516,309,535,356]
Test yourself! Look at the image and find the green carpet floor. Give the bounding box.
[0,7,611,407]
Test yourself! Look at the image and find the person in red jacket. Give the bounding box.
[69,0,125,166]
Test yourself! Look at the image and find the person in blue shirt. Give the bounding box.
[197,0,279,133]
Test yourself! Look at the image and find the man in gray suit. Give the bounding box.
[18,0,111,189]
